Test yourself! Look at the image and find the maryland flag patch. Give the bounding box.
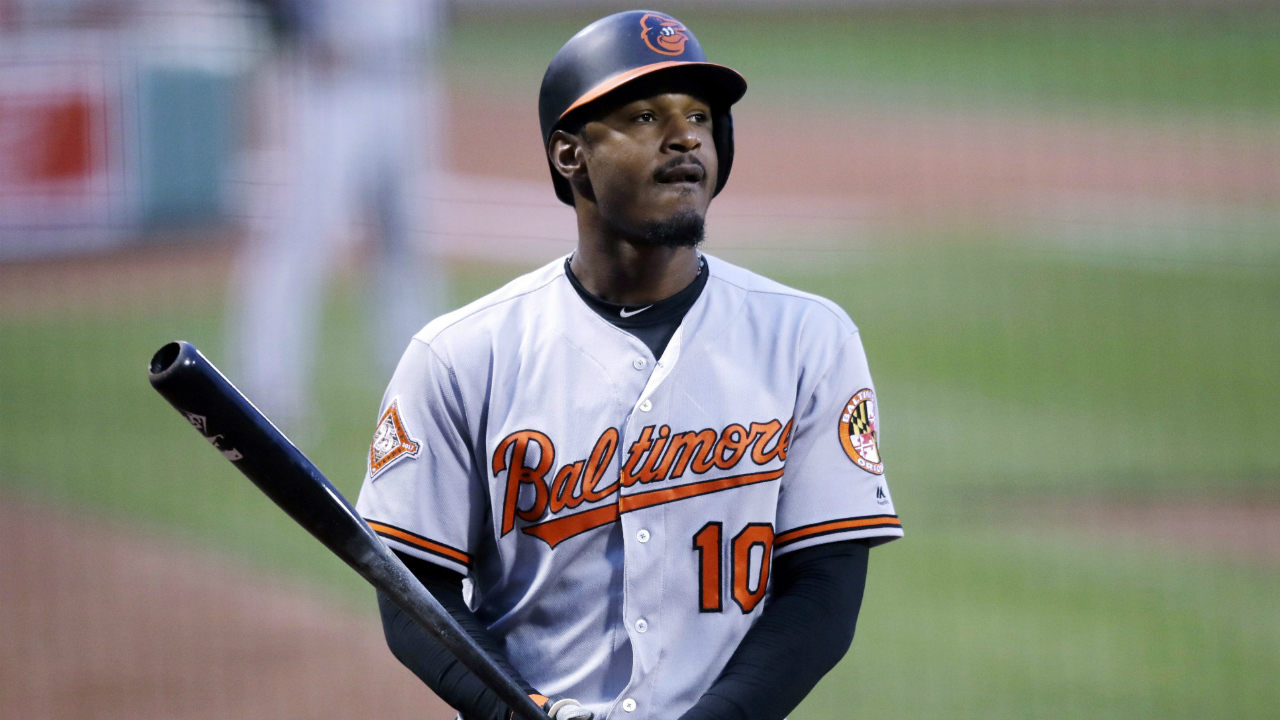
[369,400,420,477]
[838,389,883,475]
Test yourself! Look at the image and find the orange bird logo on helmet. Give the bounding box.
[640,13,689,56]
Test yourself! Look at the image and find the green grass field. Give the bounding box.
[808,526,1280,720]
[765,239,1280,501]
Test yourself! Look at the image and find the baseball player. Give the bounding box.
[231,0,447,433]
[355,11,902,720]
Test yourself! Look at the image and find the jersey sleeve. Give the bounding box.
[774,330,902,556]
[354,339,487,575]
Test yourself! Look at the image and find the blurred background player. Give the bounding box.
[229,0,447,434]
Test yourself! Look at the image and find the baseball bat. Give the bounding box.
[147,341,547,720]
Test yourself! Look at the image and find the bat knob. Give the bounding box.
[149,341,193,380]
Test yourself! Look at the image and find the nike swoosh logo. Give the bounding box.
[619,305,653,318]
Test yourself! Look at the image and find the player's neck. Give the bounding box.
[569,238,700,306]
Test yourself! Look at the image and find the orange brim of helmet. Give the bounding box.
[559,60,748,121]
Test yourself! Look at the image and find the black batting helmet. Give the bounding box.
[538,10,748,206]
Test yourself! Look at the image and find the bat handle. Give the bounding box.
[363,552,550,720]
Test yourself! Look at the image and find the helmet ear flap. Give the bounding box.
[711,108,734,198]
[547,108,591,206]
[550,166,576,206]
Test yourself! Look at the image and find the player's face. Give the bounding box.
[580,92,718,235]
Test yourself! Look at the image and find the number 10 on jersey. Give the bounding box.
[692,522,775,613]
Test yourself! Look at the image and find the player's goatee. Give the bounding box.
[640,210,705,248]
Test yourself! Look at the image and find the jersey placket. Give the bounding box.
[610,324,686,719]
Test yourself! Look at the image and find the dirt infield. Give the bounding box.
[0,240,237,320]
[1024,496,1280,567]
[0,496,453,720]
[447,91,1280,209]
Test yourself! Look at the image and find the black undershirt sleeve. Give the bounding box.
[678,540,871,720]
[378,551,537,720]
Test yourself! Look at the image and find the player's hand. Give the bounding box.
[543,697,593,720]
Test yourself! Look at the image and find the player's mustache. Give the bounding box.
[653,155,706,184]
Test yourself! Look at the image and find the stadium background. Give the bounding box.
[2,0,1278,718]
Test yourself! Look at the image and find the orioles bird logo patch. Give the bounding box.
[640,13,689,56]
[838,389,883,475]
[369,400,420,477]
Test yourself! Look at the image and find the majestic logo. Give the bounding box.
[876,485,890,506]
[369,400,420,477]
[838,389,883,475]
[640,13,689,56]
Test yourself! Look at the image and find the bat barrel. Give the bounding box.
[148,341,381,569]
[148,341,548,720]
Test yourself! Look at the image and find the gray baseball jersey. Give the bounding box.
[355,253,902,720]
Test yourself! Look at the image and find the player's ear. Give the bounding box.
[548,130,595,203]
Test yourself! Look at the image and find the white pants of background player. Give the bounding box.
[231,59,446,434]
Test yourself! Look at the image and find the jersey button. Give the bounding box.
[632,357,647,370]
[638,399,653,412]
[637,529,650,543]
[622,698,637,712]
[635,618,648,633]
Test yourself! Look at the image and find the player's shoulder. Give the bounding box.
[412,256,567,348]
[704,254,858,335]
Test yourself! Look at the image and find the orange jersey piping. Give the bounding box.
[368,520,472,568]
[773,515,902,549]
